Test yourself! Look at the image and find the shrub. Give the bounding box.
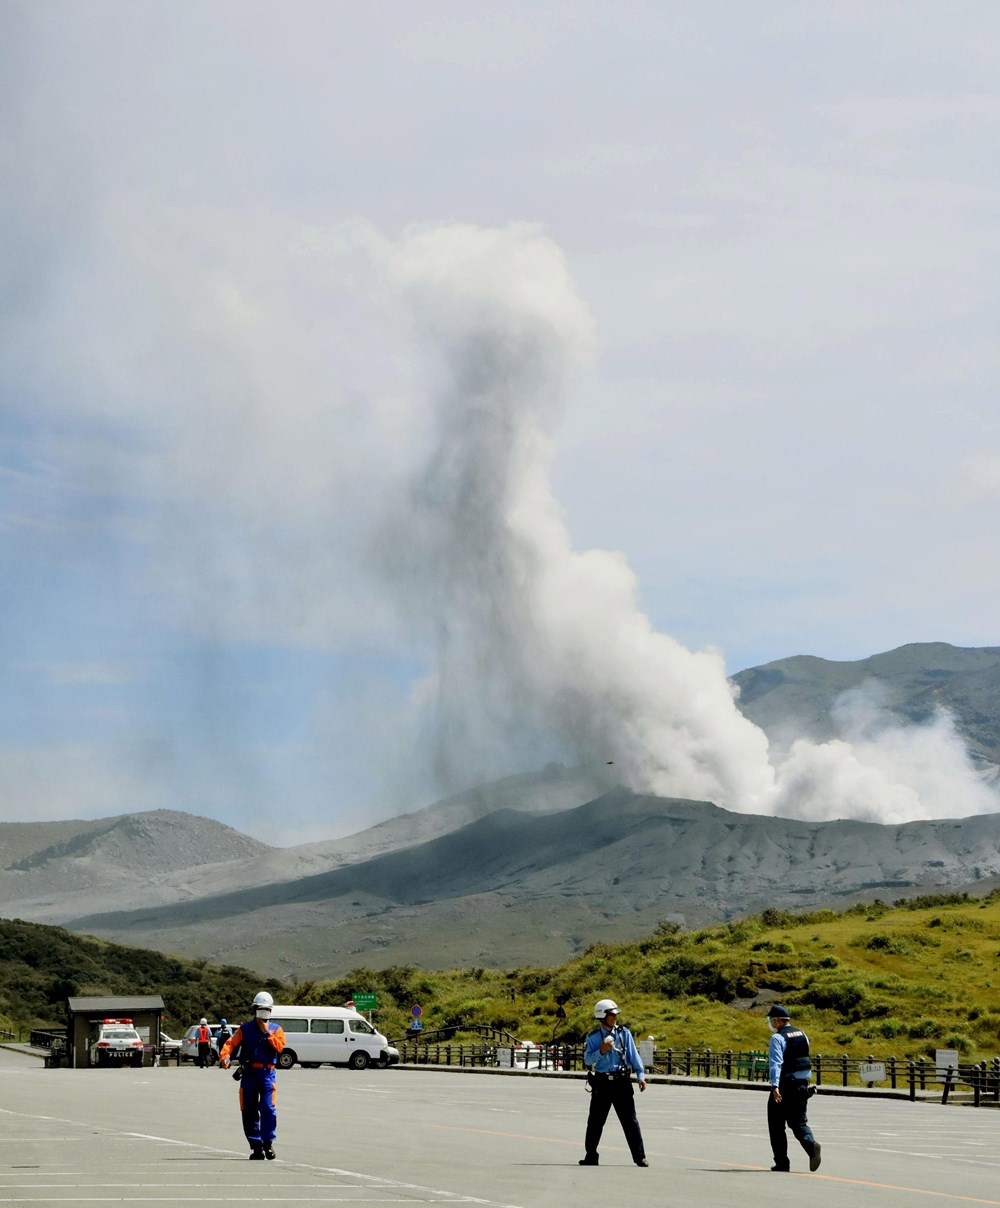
[858,934,911,955]
[801,979,868,1015]
[908,1019,943,1039]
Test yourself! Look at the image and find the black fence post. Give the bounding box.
[841,1054,848,1087]
[908,1061,916,1101]
[666,1048,673,1075]
[685,1048,692,1076]
[815,1054,822,1087]
[725,1050,733,1080]
[888,1056,897,1089]
[918,1057,927,1090]
[941,1066,954,1105]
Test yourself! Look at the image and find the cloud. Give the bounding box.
[3,202,999,831]
[4,0,1000,835]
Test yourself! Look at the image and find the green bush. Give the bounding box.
[908,1019,943,1039]
[860,934,912,955]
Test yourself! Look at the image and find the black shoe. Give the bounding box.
[809,1142,821,1172]
[771,1164,789,1172]
[578,1157,599,1166]
[635,1158,649,1167]
[263,1146,276,1161]
[249,1148,265,1161]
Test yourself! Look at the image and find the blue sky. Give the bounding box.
[3,1,1000,841]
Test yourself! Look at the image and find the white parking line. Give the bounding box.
[0,1111,525,1208]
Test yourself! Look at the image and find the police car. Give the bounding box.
[89,1018,145,1067]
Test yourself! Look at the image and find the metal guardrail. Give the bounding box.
[392,1025,519,1047]
[394,1041,1000,1104]
[29,1028,67,1051]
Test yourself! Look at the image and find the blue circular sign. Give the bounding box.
[411,1005,422,1017]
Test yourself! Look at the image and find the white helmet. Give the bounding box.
[594,998,620,1019]
[199,1017,207,1025]
[252,991,274,1015]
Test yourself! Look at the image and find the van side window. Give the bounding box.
[310,1019,345,1034]
[271,1018,308,1033]
[349,1019,375,1034]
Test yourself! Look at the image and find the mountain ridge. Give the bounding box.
[62,790,1000,979]
[4,641,1000,979]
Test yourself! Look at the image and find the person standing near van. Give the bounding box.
[216,1018,233,1051]
[218,991,286,1160]
[196,1018,212,1068]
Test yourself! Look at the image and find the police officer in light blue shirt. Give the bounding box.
[766,1004,821,1173]
[579,998,648,1167]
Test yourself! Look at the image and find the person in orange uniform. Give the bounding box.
[218,991,286,1160]
[196,1017,213,1068]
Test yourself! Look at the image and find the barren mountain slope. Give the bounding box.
[64,791,1000,979]
[0,765,610,922]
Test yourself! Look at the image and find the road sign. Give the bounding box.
[411,1005,422,1017]
[353,993,377,1011]
[935,1049,960,1082]
[858,1062,886,1083]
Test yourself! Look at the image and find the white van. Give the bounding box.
[268,1005,398,1070]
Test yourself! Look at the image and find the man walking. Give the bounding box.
[766,1004,821,1172]
[579,998,648,1167]
[219,992,286,1160]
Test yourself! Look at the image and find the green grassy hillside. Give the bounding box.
[0,919,283,1035]
[297,891,1000,1061]
[4,891,999,1062]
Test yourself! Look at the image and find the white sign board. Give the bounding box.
[935,1049,960,1082]
[496,1047,512,1068]
[639,1040,655,1069]
[858,1062,886,1083]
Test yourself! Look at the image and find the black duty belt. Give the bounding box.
[590,1070,630,1079]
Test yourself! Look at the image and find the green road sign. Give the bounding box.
[352,993,378,1011]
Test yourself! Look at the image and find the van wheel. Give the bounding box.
[276,1050,296,1070]
[348,1051,370,1070]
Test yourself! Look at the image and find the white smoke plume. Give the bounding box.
[367,222,1000,824]
[5,204,997,830]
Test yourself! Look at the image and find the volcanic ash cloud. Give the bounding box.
[370,222,999,825]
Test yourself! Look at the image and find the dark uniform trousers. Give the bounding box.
[767,1079,816,1168]
[584,1074,646,1163]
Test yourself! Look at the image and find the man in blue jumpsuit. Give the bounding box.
[219,991,286,1160]
[579,997,648,1167]
[766,1003,821,1172]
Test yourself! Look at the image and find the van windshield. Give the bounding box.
[349,1019,375,1034]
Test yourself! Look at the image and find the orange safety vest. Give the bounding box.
[198,1026,209,1043]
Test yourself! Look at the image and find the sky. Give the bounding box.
[2,1,1000,843]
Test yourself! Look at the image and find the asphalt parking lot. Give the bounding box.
[1,1046,998,1207]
